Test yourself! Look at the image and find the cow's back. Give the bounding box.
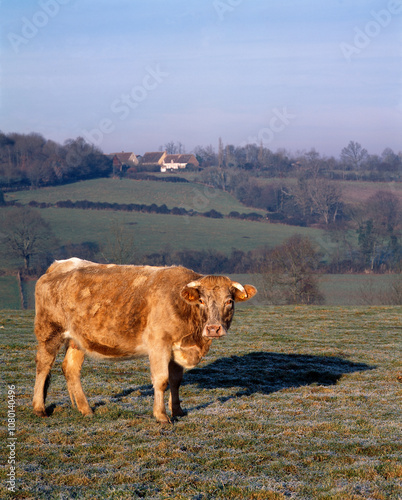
[35,261,201,357]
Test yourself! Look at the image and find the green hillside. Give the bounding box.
[6,178,264,215]
[2,178,332,270]
[41,208,325,256]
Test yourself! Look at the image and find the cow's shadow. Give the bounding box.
[109,351,374,415]
[183,351,375,398]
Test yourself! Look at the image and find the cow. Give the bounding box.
[32,258,257,423]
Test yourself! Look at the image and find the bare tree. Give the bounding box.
[218,137,224,168]
[1,207,58,271]
[193,145,217,167]
[164,141,185,154]
[101,219,137,265]
[340,141,369,171]
[357,190,401,270]
[308,179,343,225]
[261,235,324,304]
[292,178,343,225]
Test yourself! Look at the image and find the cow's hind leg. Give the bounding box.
[33,340,63,417]
[62,341,93,416]
[168,360,185,418]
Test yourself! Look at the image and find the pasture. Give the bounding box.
[1,306,401,499]
[0,205,328,272]
[1,178,334,273]
[5,178,265,215]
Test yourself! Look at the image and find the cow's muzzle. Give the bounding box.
[203,324,226,338]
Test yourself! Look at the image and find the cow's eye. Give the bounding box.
[225,300,233,307]
[199,298,205,305]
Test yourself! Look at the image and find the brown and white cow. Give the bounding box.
[33,258,257,423]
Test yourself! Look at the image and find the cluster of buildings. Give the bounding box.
[107,151,199,174]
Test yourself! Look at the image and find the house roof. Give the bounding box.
[164,154,198,165]
[107,152,137,163]
[142,152,166,164]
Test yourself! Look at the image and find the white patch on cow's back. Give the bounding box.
[56,258,95,268]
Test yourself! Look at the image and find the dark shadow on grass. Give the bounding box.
[49,353,374,418]
[105,353,374,416]
[112,385,153,400]
[184,352,375,398]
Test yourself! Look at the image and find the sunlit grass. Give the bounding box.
[0,307,401,499]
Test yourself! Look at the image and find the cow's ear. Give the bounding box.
[231,282,257,302]
[181,281,201,304]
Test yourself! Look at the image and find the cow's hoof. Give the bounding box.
[172,408,186,418]
[33,409,48,418]
[155,414,172,424]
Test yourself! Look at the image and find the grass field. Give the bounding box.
[2,178,331,271]
[0,205,327,272]
[337,180,402,206]
[1,307,401,499]
[42,208,325,254]
[0,276,21,309]
[246,178,402,207]
[5,178,265,216]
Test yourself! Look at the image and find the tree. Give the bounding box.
[193,145,217,167]
[340,141,369,172]
[261,235,324,304]
[101,219,136,264]
[296,148,324,178]
[292,177,343,225]
[218,137,224,168]
[1,207,58,271]
[357,190,401,270]
[164,141,185,154]
[381,148,401,173]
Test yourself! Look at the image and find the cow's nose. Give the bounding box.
[205,325,224,338]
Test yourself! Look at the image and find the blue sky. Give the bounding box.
[1,0,401,156]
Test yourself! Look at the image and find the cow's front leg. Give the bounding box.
[168,360,185,418]
[149,350,171,423]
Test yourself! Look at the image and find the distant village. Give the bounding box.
[107,151,199,175]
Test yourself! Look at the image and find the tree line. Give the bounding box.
[1,132,401,190]
[194,140,402,181]
[0,132,111,189]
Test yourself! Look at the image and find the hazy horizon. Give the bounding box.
[1,0,401,157]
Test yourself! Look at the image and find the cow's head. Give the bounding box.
[180,276,257,339]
